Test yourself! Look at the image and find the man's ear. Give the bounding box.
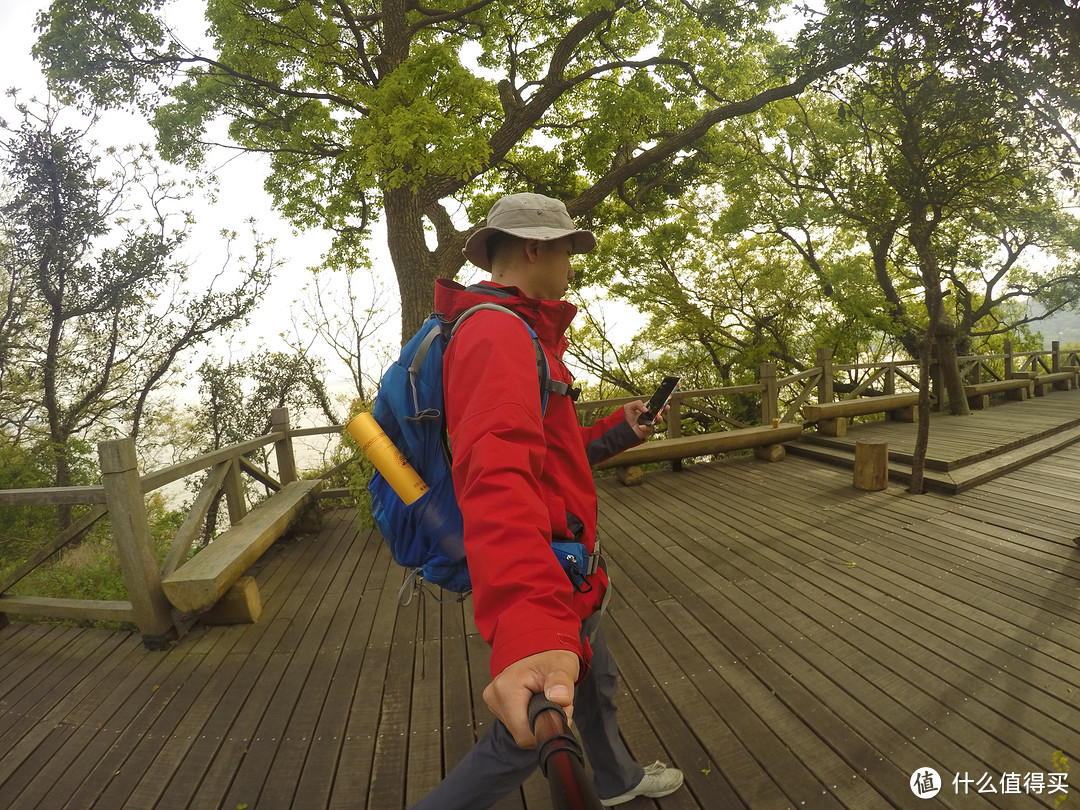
[522,239,542,263]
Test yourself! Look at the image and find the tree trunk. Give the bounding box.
[909,328,932,495]
[907,198,970,417]
[935,325,969,415]
[52,440,74,530]
[869,226,922,358]
[384,186,439,344]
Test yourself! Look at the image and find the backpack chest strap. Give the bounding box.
[546,378,581,401]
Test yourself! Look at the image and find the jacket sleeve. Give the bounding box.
[443,311,584,679]
[582,410,642,466]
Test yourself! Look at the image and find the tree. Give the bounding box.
[0,103,274,525]
[186,350,339,542]
[33,0,898,344]
[566,1,1080,434]
[284,266,394,403]
[726,51,1080,414]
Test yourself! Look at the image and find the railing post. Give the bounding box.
[668,393,683,473]
[1004,340,1014,379]
[759,362,778,425]
[885,364,896,395]
[98,438,176,649]
[816,348,834,404]
[223,459,247,525]
[667,394,682,441]
[1052,340,1061,373]
[272,407,298,486]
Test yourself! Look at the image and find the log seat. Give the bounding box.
[593,423,804,470]
[161,478,323,615]
[963,378,1033,410]
[802,393,919,437]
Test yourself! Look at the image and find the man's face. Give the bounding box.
[532,236,576,300]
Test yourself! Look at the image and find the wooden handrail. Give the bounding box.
[139,433,285,493]
[0,486,107,507]
[0,408,346,644]
[290,424,346,438]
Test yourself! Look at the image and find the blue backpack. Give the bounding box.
[368,293,590,599]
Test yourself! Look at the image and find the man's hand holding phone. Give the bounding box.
[626,375,679,439]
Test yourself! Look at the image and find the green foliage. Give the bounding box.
[176,350,342,539]
[574,176,888,386]
[567,11,1080,409]
[0,438,98,561]
[194,350,339,449]
[30,0,1080,400]
[1,490,183,629]
[32,0,850,340]
[1,100,274,510]
[33,0,178,111]
[8,531,130,604]
[0,440,61,563]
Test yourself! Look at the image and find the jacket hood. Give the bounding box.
[434,279,577,347]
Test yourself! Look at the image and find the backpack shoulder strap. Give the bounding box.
[404,319,445,422]
[449,303,563,412]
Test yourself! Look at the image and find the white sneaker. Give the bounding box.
[600,761,685,806]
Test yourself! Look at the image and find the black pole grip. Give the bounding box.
[528,693,605,810]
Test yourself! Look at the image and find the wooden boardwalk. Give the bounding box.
[2,393,1080,809]
[792,387,1080,491]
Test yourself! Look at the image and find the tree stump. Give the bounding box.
[200,576,263,625]
[615,466,647,487]
[853,440,889,491]
[753,443,785,462]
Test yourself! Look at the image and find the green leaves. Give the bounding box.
[33,0,179,111]
[1,99,275,492]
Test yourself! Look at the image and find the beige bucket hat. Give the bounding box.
[462,193,597,271]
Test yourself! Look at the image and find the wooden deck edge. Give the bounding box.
[787,422,1080,494]
[800,413,1080,472]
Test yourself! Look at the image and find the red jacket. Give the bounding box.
[437,279,639,678]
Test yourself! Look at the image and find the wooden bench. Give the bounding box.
[802,392,919,437]
[962,378,1033,410]
[1012,369,1079,396]
[161,478,324,615]
[593,423,804,471]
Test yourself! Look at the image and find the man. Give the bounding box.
[410,193,684,808]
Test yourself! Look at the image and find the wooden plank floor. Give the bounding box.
[798,387,1080,470]
[3,406,1080,808]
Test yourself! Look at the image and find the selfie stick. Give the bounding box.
[528,693,604,810]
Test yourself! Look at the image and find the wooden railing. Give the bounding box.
[576,354,922,440]
[954,340,1080,384]
[5,341,1077,638]
[0,408,347,647]
[576,341,1080,467]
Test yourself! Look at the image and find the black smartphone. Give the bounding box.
[637,376,680,425]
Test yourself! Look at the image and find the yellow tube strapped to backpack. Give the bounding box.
[348,412,429,505]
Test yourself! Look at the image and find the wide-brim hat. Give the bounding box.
[462,192,597,271]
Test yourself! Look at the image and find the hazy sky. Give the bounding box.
[0,1,377,405]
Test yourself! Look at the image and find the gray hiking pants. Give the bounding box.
[409,615,643,809]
